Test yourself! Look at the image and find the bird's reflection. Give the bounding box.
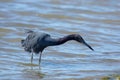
[18,62,41,69]
[22,66,45,79]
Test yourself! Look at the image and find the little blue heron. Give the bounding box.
[21,30,94,65]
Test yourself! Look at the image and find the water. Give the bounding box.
[0,0,120,80]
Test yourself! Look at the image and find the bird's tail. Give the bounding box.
[24,29,34,34]
[21,39,25,47]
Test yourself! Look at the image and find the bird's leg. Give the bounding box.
[31,52,33,64]
[39,52,42,66]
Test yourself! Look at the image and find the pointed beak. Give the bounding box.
[83,42,94,51]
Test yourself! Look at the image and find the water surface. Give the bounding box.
[0,0,120,80]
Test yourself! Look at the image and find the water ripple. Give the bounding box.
[0,0,120,80]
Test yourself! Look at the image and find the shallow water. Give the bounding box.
[0,0,120,80]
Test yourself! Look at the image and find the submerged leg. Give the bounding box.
[39,52,42,65]
[31,52,33,64]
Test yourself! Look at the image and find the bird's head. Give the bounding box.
[75,34,94,51]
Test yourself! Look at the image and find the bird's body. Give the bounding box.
[22,32,50,53]
[21,30,94,65]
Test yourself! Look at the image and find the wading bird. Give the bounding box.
[21,30,94,65]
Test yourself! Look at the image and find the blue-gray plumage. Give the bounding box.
[21,30,94,65]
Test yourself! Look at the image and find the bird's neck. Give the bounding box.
[46,34,78,47]
[57,34,76,45]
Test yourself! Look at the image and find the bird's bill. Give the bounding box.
[83,42,94,51]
